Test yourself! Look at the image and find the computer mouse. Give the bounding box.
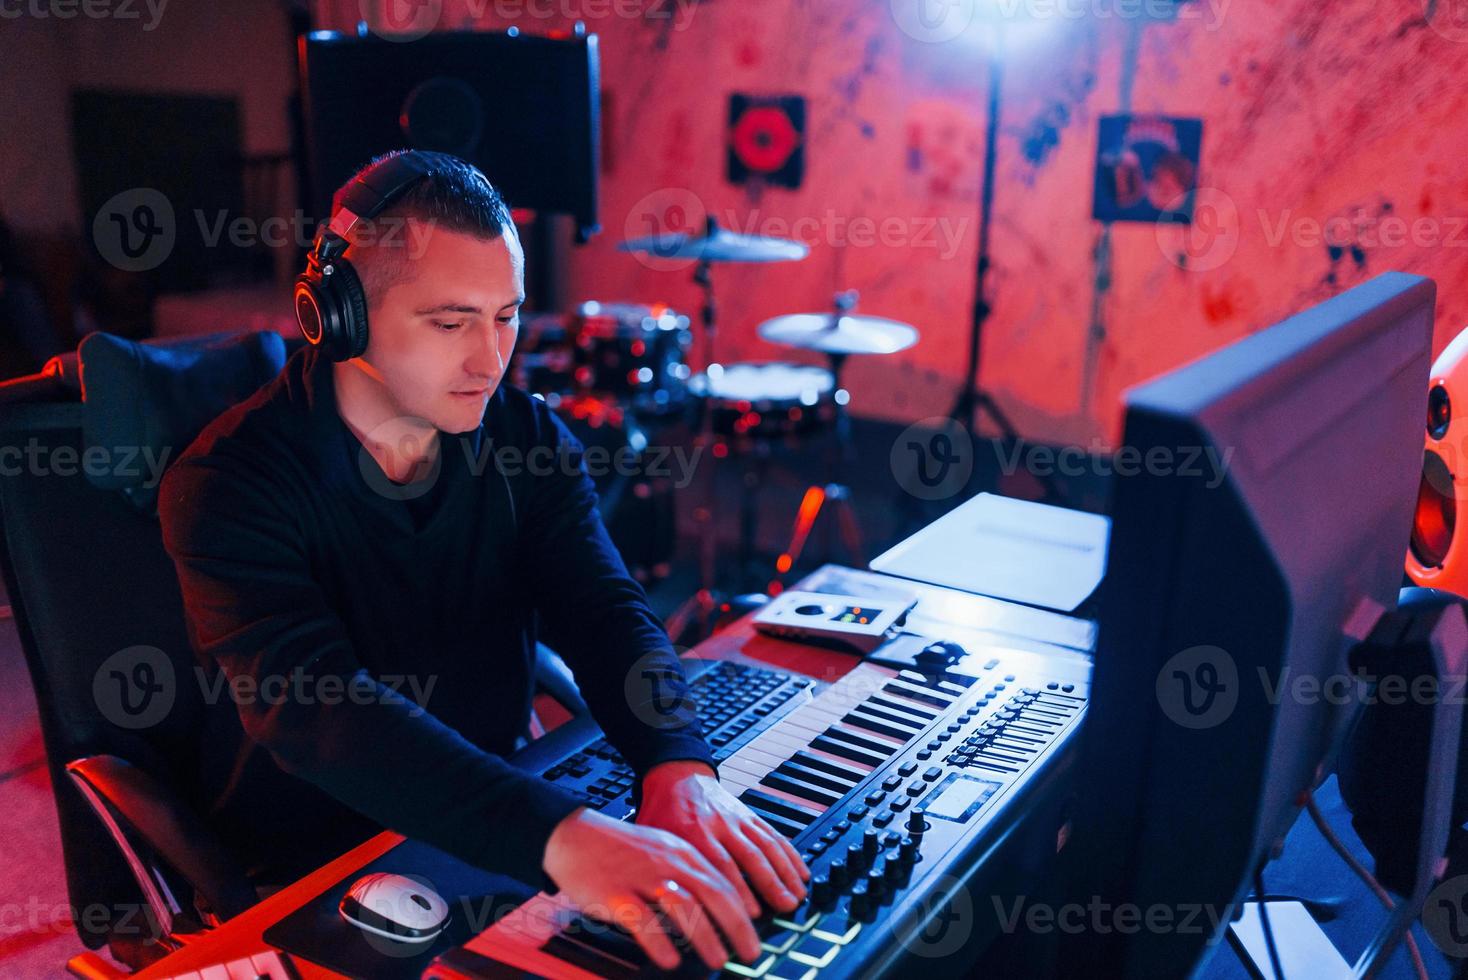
[338,872,450,944]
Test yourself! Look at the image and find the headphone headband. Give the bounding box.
[296,150,463,361]
[326,150,459,242]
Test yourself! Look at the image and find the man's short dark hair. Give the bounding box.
[334,150,518,307]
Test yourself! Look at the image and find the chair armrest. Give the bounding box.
[65,756,258,931]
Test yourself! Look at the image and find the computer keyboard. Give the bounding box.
[529,659,819,817]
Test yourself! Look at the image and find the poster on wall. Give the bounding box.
[1092,115,1203,224]
[727,94,806,190]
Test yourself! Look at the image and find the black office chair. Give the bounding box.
[0,329,588,977]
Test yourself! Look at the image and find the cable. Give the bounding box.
[1255,865,1286,980]
[1305,793,1429,980]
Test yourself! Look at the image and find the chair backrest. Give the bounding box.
[0,329,292,947]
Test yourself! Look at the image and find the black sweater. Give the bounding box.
[158,345,712,888]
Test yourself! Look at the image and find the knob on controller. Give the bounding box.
[811,873,835,910]
[907,807,929,835]
[850,880,875,922]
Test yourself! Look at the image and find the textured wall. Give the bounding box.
[323,0,1468,445]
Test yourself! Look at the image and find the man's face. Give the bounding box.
[355,219,524,434]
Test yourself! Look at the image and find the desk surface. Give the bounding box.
[133,565,1090,980]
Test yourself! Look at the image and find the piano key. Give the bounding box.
[883,680,955,710]
[854,701,933,731]
[842,709,922,741]
[740,789,820,831]
[865,694,938,722]
[776,759,858,794]
[809,735,887,769]
[821,724,902,757]
[760,772,843,809]
[788,751,867,784]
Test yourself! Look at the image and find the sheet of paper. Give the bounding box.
[871,493,1110,614]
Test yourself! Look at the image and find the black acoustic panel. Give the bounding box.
[299,30,600,238]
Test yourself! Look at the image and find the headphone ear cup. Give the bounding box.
[333,259,370,361]
[309,258,367,362]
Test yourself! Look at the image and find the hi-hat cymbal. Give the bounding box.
[618,225,809,263]
[757,312,919,355]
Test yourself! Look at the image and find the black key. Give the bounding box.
[761,772,842,809]
[740,804,806,839]
[883,680,953,710]
[811,735,888,769]
[778,759,858,794]
[852,703,928,732]
[823,725,899,756]
[843,709,920,741]
[790,751,866,784]
[866,694,938,722]
[740,788,822,827]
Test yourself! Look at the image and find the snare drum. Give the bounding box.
[508,312,576,397]
[689,361,837,446]
[569,301,693,417]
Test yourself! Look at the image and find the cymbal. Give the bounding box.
[618,226,809,263]
[757,312,919,355]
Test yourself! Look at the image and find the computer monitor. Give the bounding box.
[1065,272,1436,977]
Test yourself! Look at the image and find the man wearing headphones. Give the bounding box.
[158,151,807,972]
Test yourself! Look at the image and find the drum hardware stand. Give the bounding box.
[665,229,726,643]
[617,216,811,644]
[769,291,866,591]
[943,40,1062,509]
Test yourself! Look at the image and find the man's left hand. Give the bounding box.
[637,760,810,917]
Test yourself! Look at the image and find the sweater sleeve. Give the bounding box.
[517,403,716,781]
[158,449,584,889]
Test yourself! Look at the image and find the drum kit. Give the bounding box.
[508,217,921,639]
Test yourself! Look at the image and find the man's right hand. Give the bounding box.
[542,806,763,971]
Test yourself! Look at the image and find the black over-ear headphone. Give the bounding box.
[294,150,460,361]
